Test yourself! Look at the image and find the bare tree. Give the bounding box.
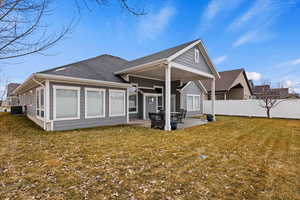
[0,0,146,60]
[0,0,72,60]
[258,80,286,118]
[75,0,146,15]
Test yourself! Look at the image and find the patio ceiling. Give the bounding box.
[127,64,212,81]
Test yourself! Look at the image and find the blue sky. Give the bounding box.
[1,0,300,93]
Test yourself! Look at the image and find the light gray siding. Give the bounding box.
[129,76,164,120]
[181,81,204,117]
[173,47,213,75]
[50,82,128,131]
[128,76,181,120]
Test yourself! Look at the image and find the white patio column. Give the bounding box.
[43,80,51,131]
[165,63,171,131]
[211,78,216,120]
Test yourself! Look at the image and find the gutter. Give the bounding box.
[13,73,132,95]
[36,73,132,88]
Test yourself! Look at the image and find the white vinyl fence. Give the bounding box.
[203,99,300,119]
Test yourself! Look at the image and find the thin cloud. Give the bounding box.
[232,30,258,47]
[213,55,228,64]
[246,72,262,81]
[230,0,296,47]
[232,28,275,47]
[228,0,273,31]
[137,6,176,40]
[276,57,300,68]
[203,0,244,21]
[228,0,296,31]
[196,0,244,33]
[289,58,300,65]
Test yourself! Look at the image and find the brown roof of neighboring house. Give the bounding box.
[201,68,252,93]
[7,83,21,97]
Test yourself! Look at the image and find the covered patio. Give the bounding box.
[116,60,217,131]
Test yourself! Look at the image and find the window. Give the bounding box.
[194,48,200,63]
[85,88,105,118]
[154,86,163,111]
[53,86,80,120]
[187,95,201,111]
[36,87,45,119]
[30,92,32,104]
[109,89,126,117]
[129,84,138,113]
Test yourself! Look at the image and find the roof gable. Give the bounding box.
[115,39,220,79]
[179,80,207,93]
[172,46,213,75]
[120,39,199,70]
[201,69,245,92]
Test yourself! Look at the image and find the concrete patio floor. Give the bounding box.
[129,118,208,130]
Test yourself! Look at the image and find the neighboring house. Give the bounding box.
[253,85,289,99]
[13,39,220,131]
[2,83,21,107]
[201,69,253,100]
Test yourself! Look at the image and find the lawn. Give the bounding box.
[0,113,300,200]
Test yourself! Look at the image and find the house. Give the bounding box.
[252,85,289,99]
[13,39,220,131]
[201,69,253,100]
[2,83,21,108]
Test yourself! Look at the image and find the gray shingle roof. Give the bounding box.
[39,55,129,83]
[38,39,200,83]
[120,39,199,70]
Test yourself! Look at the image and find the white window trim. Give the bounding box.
[194,48,200,63]
[154,85,164,111]
[53,85,81,121]
[109,89,126,117]
[36,87,45,121]
[84,87,106,119]
[187,94,201,111]
[129,83,138,114]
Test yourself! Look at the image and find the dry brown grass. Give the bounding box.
[0,113,300,200]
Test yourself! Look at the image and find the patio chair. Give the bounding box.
[178,109,187,123]
[149,112,165,130]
